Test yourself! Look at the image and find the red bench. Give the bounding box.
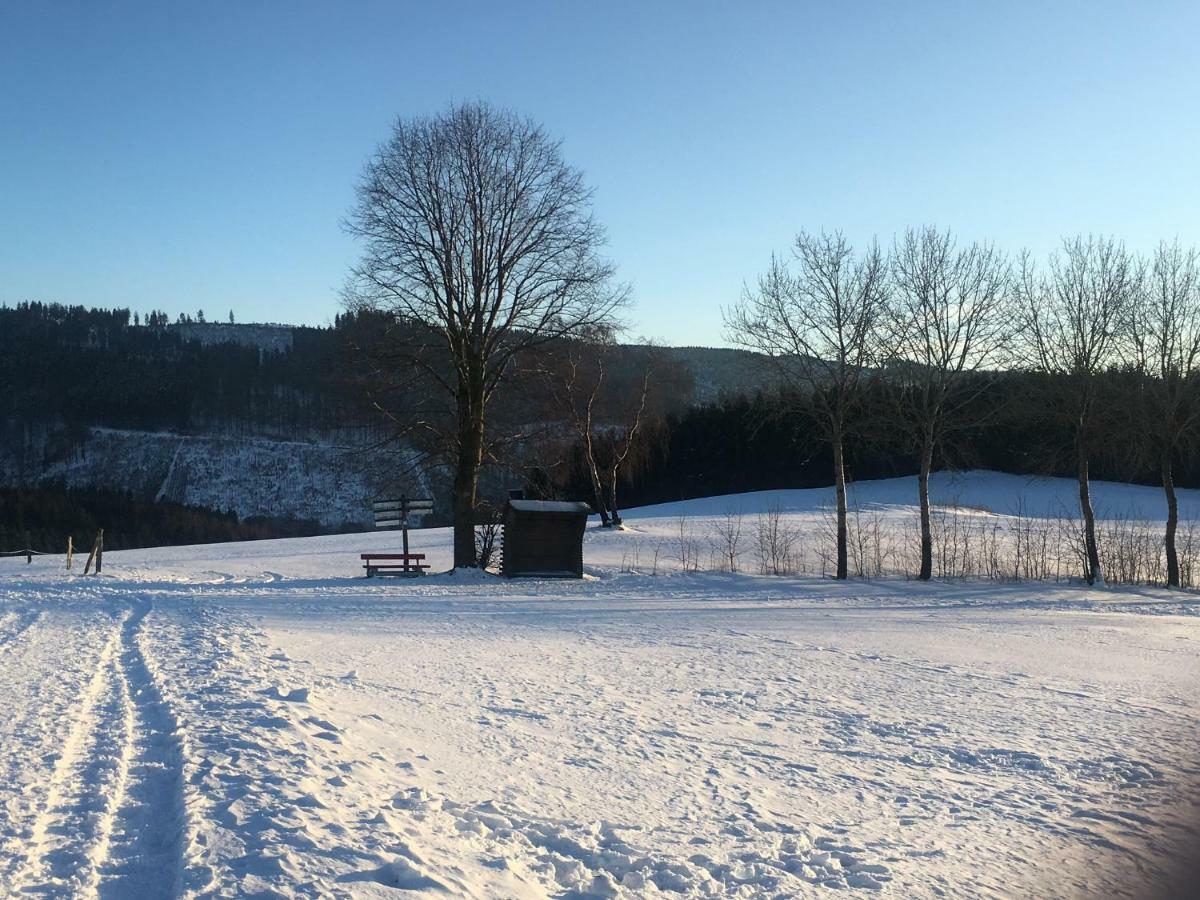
[361,553,430,577]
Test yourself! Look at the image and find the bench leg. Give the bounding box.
[367,567,376,578]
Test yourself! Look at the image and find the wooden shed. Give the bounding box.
[500,500,591,578]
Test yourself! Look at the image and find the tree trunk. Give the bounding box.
[918,433,934,581]
[1163,447,1180,588]
[1077,439,1103,586]
[607,466,623,528]
[584,436,610,527]
[833,426,848,580]
[452,384,486,569]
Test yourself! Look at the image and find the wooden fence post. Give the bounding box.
[66,535,73,571]
[84,529,103,576]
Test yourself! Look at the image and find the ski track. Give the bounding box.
[0,592,193,898]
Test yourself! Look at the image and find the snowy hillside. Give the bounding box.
[627,469,1200,521]
[1,472,1198,897]
[6,427,427,530]
[170,322,295,353]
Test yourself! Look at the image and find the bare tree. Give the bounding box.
[725,231,888,579]
[1018,236,1140,585]
[345,102,624,567]
[1128,240,1200,587]
[537,335,665,528]
[539,329,614,526]
[600,354,655,527]
[885,227,1013,580]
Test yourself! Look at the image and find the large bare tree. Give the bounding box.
[1018,235,1141,585]
[885,227,1013,580]
[725,231,888,579]
[345,102,623,567]
[1128,240,1200,587]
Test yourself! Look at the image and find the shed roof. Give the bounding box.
[507,500,592,514]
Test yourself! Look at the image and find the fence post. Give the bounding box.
[84,529,103,576]
[66,535,73,571]
[25,530,31,565]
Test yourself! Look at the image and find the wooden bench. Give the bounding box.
[361,553,430,577]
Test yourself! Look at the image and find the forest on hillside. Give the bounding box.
[2,300,1198,555]
[0,302,348,437]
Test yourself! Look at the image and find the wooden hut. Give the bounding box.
[500,500,591,578]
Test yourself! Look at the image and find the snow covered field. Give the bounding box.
[1,472,1198,897]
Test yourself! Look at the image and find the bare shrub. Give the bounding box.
[711,510,745,572]
[1009,497,1054,581]
[1177,518,1199,588]
[675,515,701,573]
[756,504,799,575]
[651,540,664,576]
[474,506,503,571]
[846,501,889,579]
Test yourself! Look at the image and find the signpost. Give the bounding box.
[372,496,433,558]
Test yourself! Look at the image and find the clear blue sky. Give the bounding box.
[2,1,1197,345]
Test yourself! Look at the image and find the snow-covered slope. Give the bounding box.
[1,473,1198,898]
[6,427,425,529]
[625,469,1200,522]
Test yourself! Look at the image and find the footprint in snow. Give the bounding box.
[303,716,341,732]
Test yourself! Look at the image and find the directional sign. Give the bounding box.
[371,497,434,550]
[374,507,431,518]
[373,499,433,513]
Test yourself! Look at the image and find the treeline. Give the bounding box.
[567,374,1200,510]
[0,486,324,554]
[0,302,348,436]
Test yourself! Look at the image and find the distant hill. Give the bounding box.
[653,346,780,404]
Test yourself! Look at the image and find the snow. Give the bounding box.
[508,500,592,514]
[625,469,1200,522]
[1,471,1198,897]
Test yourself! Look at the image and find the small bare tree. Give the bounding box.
[345,102,624,567]
[1017,236,1141,585]
[885,227,1013,580]
[725,231,888,579]
[600,358,654,528]
[539,329,614,526]
[1128,240,1200,587]
[538,336,662,528]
